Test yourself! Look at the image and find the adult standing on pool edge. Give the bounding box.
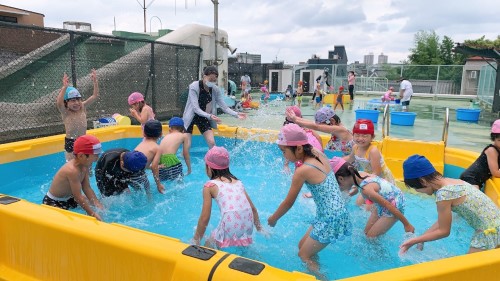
[348,71,356,102]
[182,66,246,148]
[398,77,413,112]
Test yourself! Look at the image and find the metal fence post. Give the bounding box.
[69,32,77,87]
[434,65,440,100]
[150,42,156,113]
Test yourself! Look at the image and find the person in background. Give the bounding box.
[56,69,99,161]
[182,66,246,148]
[95,149,148,197]
[268,124,351,279]
[348,71,356,102]
[134,119,163,197]
[460,119,500,190]
[227,79,237,96]
[331,157,414,238]
[398,77,413,112]
[43,135,104,221]
[401,154,500,254]
[296,80,304,107]
[334,86,345,111]
[128,92,156,130]
[381,87,394,103]
[152,117,191,193]
[193,146,262,248]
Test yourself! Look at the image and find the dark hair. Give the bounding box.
[208,167,238,182]
[289,143,322,163]
[203,66,219,76]
[331,114,341,125]
[170,125,185,133]
[349,71,355,76]
[63,97,82,108]
[334,162,368,187]
[490,133,500,141]
[404,171,443,189]
[283,118,294,125]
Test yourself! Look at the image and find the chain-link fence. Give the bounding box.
[0,22,201,143]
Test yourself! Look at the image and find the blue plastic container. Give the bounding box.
[456,108,481,122]
[391,112,417,126]
[355,109,379,123]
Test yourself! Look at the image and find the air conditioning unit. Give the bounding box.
[470,71,477,79]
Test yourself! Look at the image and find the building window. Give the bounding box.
[0,15,17,24]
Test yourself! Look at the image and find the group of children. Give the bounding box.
[45,70,500,279]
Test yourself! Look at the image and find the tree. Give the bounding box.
[408,30,442,65]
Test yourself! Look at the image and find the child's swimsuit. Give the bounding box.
[326,129,354,156]
[206,179,254,248]
[158,154,183,181]
[358,177,405,217]
[42,191,78,210]
[336,93,343,103]
[435,184,500,250]
[460,144,500,188]
[354,144,395,184]
[302,163,352,244]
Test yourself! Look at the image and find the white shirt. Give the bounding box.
[400,80,413,102]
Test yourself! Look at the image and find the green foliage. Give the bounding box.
[464,35,500,49]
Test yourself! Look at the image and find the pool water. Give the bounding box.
[1,136,473,280]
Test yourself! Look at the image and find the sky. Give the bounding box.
[4,0,500,64]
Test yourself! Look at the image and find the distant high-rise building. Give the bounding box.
[378,52,388,64]
[236,52,261,64]
[364,52,374,65]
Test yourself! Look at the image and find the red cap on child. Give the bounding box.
[73,135,102,155]
[352,119,375,135]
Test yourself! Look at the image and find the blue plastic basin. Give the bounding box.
[391,112,417,126]
[456,108,481,122]
[355,109,379,123]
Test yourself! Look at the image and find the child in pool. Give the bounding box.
[381,87,394,103]
[134,120,163,197]
[193,146,262,249]
[128,92,156,129]
[296,80,304,107]
[151,117,191,194]
[286,106,353,157]
[56,70,99,161]
[459,119,500,190]
[331,157,414,237]
[43,135,104,220]
[400,155,500,254]
[261,80,270,104]
[333,86,345,111]
[268,124,351,278]
[282,105,323,174]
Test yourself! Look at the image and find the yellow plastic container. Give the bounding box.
[112,113,132,126]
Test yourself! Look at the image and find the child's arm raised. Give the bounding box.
[83,69,99,107]
[193,184,214,245]
[56,73,70,113]
[268,171,306,227]
[485,146,500,177]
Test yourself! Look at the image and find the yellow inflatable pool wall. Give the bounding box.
[1,124,499,281]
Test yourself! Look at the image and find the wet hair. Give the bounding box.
[63,97,82,108]
[334,162,368,187]
[331,114,341,125]
[490,133,500,141]
[289,143,322,164]
[404,171,443,189]
[283,118,294,125]
[208,166,239,182]
[169,125,185,133]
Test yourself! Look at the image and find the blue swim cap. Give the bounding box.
[403,154,436,180]
[169,117,184,127]
[64,87,82,100]
[123,151,147,173]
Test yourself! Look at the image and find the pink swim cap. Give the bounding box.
[329,157,346,173]
[287,106,302,118]
[205,146,230,170]
[128,92,144,105]
[277,124,308,146]
[492,119,500,133]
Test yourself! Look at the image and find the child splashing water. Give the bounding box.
[128,92,155,130]
[331,157,414,238]
[193,146,262,249]
[268,124,351,279]
[345,119,395,207]
[261,80,270,105]
[401,155,500,254]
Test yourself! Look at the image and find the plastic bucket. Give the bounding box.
[355,109,379,123]
[456,108,481,122]
[112,114,131,126]
[98,117,116,124]
[391,112,417,126]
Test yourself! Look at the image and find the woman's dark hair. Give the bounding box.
[209,167,238,182]
[331,114,341,125]
[334,162,368,187]
[203,66,219,76]
[490,133,500,141]
[289,143,322,163]
[404,171,443,189]
[283,118,294,125]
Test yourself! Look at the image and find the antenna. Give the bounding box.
[275,48,281,62]
[136,0,156,32]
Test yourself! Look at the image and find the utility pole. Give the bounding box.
[136,0,156,32]
[211,0,219,66]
